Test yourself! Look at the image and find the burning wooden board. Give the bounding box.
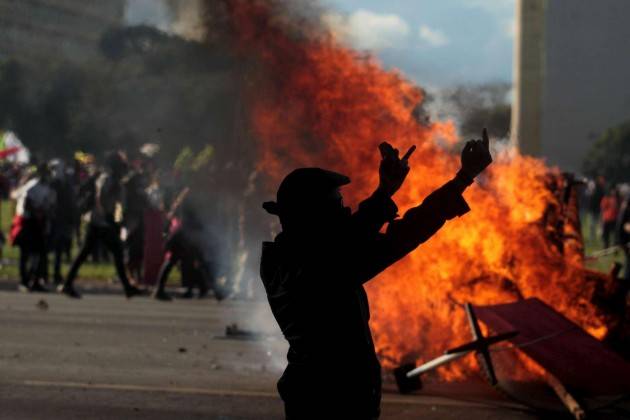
[474,298,630,397]
[397,298,630,419]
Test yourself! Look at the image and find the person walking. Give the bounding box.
[58,152,142,299]
[10,163,56,292]
[601,187,620,249]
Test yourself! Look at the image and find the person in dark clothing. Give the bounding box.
[123,172,149,283]
[49,160,77,285]
[58,152,142,299]
[75,168,110,264]
[588,176,606,241]
[617,195,630,283]
[600,187,620,249]
[260,130,492,419]
[152,202,225,301]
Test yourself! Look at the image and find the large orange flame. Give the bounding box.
[218,0,610,379]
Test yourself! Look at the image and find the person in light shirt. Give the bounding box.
[10,163,56,292]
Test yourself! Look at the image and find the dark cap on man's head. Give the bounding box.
[263,167,350,216]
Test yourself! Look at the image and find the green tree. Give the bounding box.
[0,60,22,127]
[583,120,630,184]
[0,25,243,162]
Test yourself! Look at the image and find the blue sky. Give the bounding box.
[321,0,515,88]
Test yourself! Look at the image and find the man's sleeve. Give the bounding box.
[347,178,470,284]
[351,190,398,235]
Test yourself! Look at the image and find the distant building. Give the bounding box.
[0,0,125,64]
[511,0,630,173]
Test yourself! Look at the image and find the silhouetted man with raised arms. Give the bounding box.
[260,130,492,419]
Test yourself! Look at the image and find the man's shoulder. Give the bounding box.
[260,240,290,296]
[260,239,308,289]
[260,241,280,274]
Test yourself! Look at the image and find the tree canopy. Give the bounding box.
[583,119,630,184]
[0,25,241,164]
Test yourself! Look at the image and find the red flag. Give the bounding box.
[0,147,21,160]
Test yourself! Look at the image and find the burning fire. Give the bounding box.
[215,0,611,379]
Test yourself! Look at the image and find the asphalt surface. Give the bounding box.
[0,287,578,419]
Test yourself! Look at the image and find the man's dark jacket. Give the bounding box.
[260,178,470,418]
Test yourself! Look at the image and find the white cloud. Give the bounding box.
[323,9,410,50]
[418,25,449,47]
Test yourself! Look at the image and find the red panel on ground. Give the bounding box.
[474,298,630,396]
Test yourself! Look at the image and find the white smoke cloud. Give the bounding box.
[124,0,205,41]
[167,0,206,41]
[323,9,410,50]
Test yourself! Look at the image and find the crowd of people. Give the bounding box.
[0,148,228,300]
[0,149,628,301]
[582,175,630,282]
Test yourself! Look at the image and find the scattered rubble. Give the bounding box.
[36,299,48,311]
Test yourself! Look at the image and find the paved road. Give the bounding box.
[0,289,546,419]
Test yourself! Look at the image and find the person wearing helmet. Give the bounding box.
[59,151,142,299]
[261,130,492,419]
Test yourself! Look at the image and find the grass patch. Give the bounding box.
[0,200,117,281]
[0,200,181,284]
[0,200,623,283]
[581,212,625,273]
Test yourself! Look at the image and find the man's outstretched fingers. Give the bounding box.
[379,142,393,158]
[482,128,489,148]
[380,142,400,160]
[402,145,416,162]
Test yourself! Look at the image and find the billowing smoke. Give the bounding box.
[125,0,206,41]
[166,0,207,41]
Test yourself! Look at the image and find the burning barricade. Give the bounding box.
[207,0,630,416]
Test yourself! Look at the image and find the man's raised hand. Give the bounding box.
[460,128,492,181]
[377,142,416,197]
